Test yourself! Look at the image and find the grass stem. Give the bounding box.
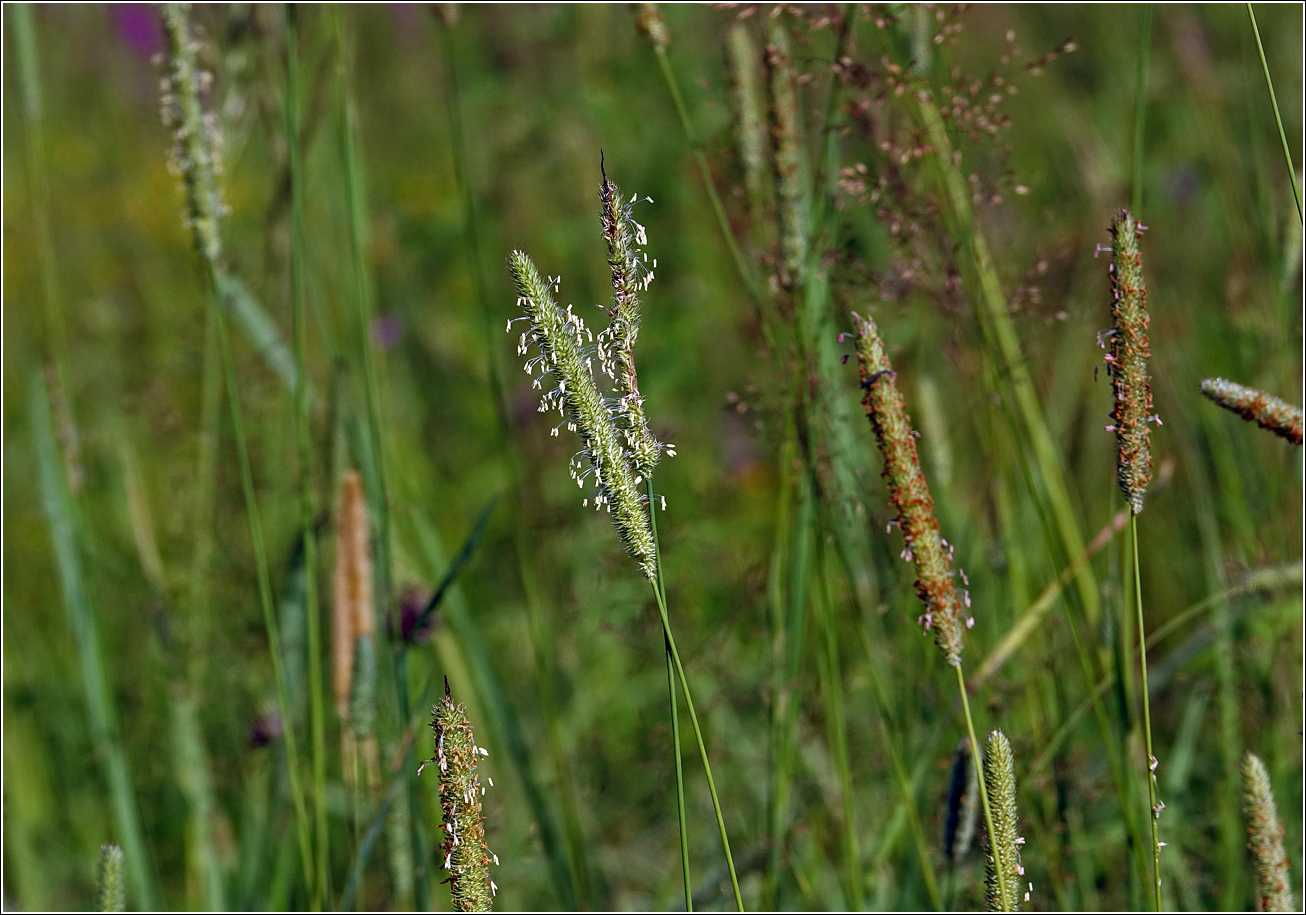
[1247,3,1304,224]
[649,480,693,909]
[956,665,1011,911]
[1131,513,1162,910]
[649,481,743,911]
[283,8,329,906]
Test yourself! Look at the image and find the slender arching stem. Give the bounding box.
[648,479,744,911]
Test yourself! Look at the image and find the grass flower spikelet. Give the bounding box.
[1201,378,1303,446]
[424,679,497,912]
[632,3,670,52]
[1104,209,1154,514]
[853,311,966,667]
[599,162,670,477]
[982,730,1023,912]
[508,249,656,580]
[96,844,125,912]
[1242,752,1295,912]
[160,3,225,266]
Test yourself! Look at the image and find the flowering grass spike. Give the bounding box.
[599,161,671,477]
[852,311,966,667]
[982,730,1025,912]
[508,248,657,580]
[160,3,225,267]
[1200,378,1303,446]
[1103,209,1155,514]
[1242,752,1295,912]
[423,678,497,912]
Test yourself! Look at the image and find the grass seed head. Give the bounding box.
[853,311,965,667]
[425,679,496,912]
[982,730,1023,912]
[1105,208,1154,514]
[766,19,807,290]
[1242,752,1296,912]
[332,470,374,730]
[632,3,669,52]
[598,162,670,478]
[95,843,125,912]
[727,23,767,225]
[508,250,657,581]
[160,3,226,268]
[1200,378,1303,446]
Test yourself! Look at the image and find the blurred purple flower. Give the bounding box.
[391,583,438,645]
[113,4,164,60]
[372,314,405,350]
[248,712,283,748]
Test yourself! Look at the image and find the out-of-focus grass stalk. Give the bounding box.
[430,10,591,904]
[283,7,329,907]
[331,13,433,908]
[635,4,764,307]
[1131,5,1153,217]
[12,4,70,379]
[912,93,1101,628]
[160,2,316,898]
[856,622,942,908]
[813,542,862,909]
[31,375,157,910]
[1247,4,1304,223]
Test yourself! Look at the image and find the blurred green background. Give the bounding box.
[3,3,1302,911]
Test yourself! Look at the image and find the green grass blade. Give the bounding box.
[31,372,158,911]
[282,10,329,905]
[1247,3,1304,223]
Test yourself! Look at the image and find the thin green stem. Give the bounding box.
[284,8,328,907]
[1131,5,1153,217]
[652,47,764,307]
[1247,3,1304,224]
[648,480,692,910]
[1132,513,1162,910]
[212,272,315,897]
[648,482,743,911]
[956,665,1011,911]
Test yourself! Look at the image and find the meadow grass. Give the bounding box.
[3,4,1302,911]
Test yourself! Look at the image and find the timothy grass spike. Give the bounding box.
[982,730,1025,912]
[95,844,125,913]
[424,678,497,912]
[1242,752,1296,912]
[852,311,966,666]
[598,161,671,478]
[508,250,656,580]
[1104,209,1155,514]
[1200,378,1303,445]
